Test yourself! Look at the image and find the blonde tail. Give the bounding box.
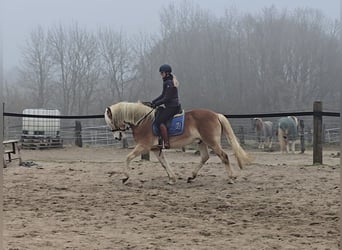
[218,114,252,169]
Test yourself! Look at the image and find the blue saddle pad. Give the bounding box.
[153,111,185,136]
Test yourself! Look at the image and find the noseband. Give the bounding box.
[111,127,128,132]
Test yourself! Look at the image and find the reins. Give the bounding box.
[136,108,155,126]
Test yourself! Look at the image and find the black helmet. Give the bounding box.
[159,64,172,73]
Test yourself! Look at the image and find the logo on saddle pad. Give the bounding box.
[152,111,185,136]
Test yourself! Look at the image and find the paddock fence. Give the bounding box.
[2,101,340,164]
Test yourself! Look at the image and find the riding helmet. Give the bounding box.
[159,64,172,73]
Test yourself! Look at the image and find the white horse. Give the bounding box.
[251,118,273,150]
[278,116,299,153]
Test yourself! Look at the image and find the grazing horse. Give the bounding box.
[251,118,273,150]
[278,116,299,153]
[104,102,252,184]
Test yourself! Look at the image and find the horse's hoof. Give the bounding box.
[227,179,235,184]
[168,180,176,185]
[187,177,194,183]
[122,177,129,184]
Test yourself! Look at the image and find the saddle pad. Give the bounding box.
[153,110,185,136]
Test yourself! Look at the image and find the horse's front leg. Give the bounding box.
[152,150,176,184]
[290,140,296,153]
[122,144,145,184]
[260,139,265,149]
[285,141,290,153]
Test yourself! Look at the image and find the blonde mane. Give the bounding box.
[109,102,154,126]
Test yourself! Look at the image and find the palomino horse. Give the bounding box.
[105,102,252,184]
[278,116,299,153]
[251,118,273,150]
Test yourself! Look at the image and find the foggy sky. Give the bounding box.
[3,0,340,70]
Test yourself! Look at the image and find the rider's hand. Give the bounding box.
[142,101,153,107]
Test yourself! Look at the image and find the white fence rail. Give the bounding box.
[325,128,340,144]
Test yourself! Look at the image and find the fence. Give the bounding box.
[325,128,340,144]
[2,101,340,164]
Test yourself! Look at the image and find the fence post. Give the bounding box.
[122,132,128,148]
[75,120,83,147]
[313,101,322,164]
[1,102,5,138]
[1,36,4,248]
[299,119,305,153]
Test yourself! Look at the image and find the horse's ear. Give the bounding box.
[106,107,112,120]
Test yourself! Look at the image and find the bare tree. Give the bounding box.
[98,28,133,102]
[130,32,159,101]
[10,4,341,116]
[48,23,100,115]
[48,24,72,115]
[19,26,52,107]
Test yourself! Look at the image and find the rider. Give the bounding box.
[151,64,181,149]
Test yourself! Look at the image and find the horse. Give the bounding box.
[104,102,252,184]
[277,116,299,153]
[251,118,273,150]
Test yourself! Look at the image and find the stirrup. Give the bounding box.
[151,144,163,150]
[163,141,170,149]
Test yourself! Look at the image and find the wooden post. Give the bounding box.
[0,31,4,248]
[313,101,322,164]
[299,119,305,153]
[2,102,4,137]
[75,120,83,147]
[121,132,128,148]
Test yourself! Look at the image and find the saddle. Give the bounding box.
[152,110,185,136]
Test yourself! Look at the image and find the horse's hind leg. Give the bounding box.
[268,137,273,149]
[187,142,209,183]
[211,144,235,184]
[152,150,176,184]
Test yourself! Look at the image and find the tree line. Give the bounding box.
[4,2,341,115]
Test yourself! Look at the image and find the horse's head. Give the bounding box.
[105,102,154,133]
[252,118,262,130]
[104,106,127,134]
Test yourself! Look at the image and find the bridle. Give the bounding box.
[110,126,129,133]
[110,124,130,141]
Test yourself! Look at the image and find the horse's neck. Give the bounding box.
[121,105,153,125]
[256,121,263,130]
[129,119,153,138]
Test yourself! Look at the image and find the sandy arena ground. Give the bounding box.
[3,146,340,250]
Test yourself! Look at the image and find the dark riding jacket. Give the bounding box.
[152,74,180,108]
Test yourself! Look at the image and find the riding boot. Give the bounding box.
[159,124,170,149]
